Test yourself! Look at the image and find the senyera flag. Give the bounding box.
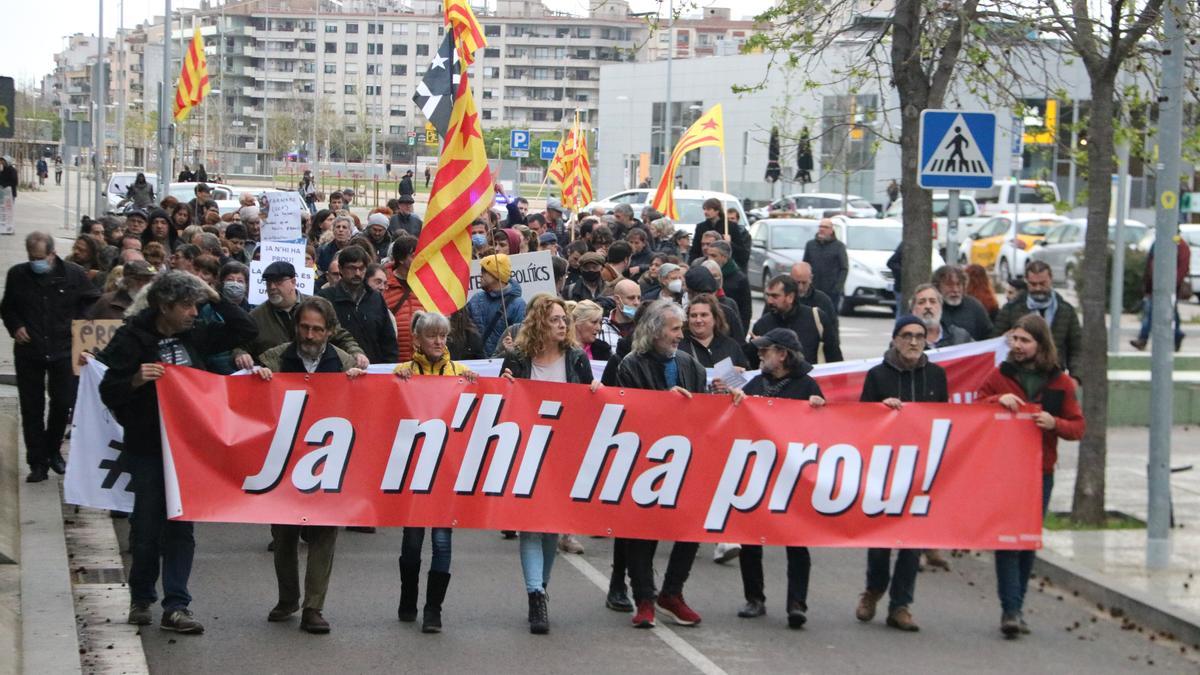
[651,104,725,219]
[173,26,211,122]
[444,0,487,66]
[547,124,578,189]
[156,365,1043,550]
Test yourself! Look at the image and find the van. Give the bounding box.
[974,179,1060,216]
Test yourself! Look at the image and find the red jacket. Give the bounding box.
[382,262,425,362]
[1142,237,1191,295]
[978,362,1085,474]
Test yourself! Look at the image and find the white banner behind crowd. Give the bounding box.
[64,339,1007,513]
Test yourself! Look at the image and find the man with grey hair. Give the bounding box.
[99,271,257,634]
[707,239,752,331]
[611,202,640,240]
[909,283,971,349]
[2,231,100,482]
[933,265,992,340]
[616,298,708,629]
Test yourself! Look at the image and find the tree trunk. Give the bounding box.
[1070,74,1115,525]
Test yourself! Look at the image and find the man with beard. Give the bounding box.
[909,284,971,349]
[934,265,993,341]
[748,275,840,366]
[789,262,838,332]
[855,315,948,633]
[363,213,394,260]
[991,260,1082,375]
[232,261,365,370]
[318,246,398,365]
[256,296,366,634]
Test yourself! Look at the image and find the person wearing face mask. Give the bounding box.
[991,260,1082,375]
[598,279,641,349]
[934,265,993,341]
[196,261,253,374]
[646,262,684,302]
[2,232,101,482]
[568,251,610,308]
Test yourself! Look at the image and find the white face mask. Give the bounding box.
[667,279,683,294]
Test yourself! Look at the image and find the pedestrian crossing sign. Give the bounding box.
[918,110,996,189]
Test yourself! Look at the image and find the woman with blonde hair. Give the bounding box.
[570,299,611,361]
[501,294,600,634]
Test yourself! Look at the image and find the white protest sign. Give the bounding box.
[249,240,314,305]
[64,359,135,513]
[258,190,304,241]
[466,250,555,301]
[0,190,14,235]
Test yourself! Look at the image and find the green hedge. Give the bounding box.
[1071,247,1147,313]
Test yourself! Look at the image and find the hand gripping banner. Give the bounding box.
[156,365,1043,550]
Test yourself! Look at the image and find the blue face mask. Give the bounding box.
[470,234,487,247]
[621,304,637,319]
[29,259,51,274]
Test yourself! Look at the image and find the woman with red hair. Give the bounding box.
[965,264,1000,320]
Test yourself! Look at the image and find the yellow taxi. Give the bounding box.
[964,214,1064,277]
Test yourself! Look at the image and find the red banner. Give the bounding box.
[158,365,1043,549]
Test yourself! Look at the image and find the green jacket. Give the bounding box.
[991,291,1082,375]
[232,296,364,364]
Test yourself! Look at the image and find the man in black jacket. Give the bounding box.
[318,246,399,365]
[1,232,100,482]
[748,275,841,366]
[98,271,257,635]
[688,197,752,272]
[790,262,839,330]
[855,314,948,634]
[802,218,849,310]
[934,265,993,341]
[388,195,423,238]
[708,240,752,333]
[616,299,709,630]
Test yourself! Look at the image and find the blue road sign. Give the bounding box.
[918,110,996,189]
[540,140,559,161]
[510,129,530,151]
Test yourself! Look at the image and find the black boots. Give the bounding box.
[398,559,420,622]
[422,571,450,633]
[528,591,549,634]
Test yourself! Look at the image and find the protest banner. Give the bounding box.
[466,250,555,301]
[155,365,1043,549]
[248,240,315,304]
[64,360,134,513]
[258,190,304,241]
[0,190,14,235]
[71,319,123,375]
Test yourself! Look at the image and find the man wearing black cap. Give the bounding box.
[87,260,157,320]
[399,170,415,199]
[232,261,365,370]
[749,274,839,366]
[568,251,609,307]
[389,194,423,238]
[854,314,948,633]
[734,327,824,628]
[684,266,745,343]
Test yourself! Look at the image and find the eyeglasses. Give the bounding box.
[896,332,926,342]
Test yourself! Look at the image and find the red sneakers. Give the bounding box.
[632,599,656,628]
[656,594,702,626]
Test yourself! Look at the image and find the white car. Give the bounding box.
[832,217,945,314]
[169,182,242,215]
[105,171,159,211]
[883,193,989,253]
[994,214,1067,282]
[974,178,1061,216]
[582,188,747,235]
[749,192,877,222]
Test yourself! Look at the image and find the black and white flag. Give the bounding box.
[412,32,462,139]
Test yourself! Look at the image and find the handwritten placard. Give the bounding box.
[71,319,124,375]
[258,190,304,241]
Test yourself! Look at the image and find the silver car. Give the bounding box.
[747,218,820,290]
[1028,217,1148,285]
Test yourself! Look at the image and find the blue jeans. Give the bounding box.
[994,473,1054,615]
[865,548,920,611]
[127,453,195,611]
[401,527,452,574]
[1137,297,1183,343]
[519,532,558,593]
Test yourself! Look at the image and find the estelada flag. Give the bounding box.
[444,0,487,66]
[651,104,725,219]
[406,70,493,313]
[546,123,578,188]
[173,26,211,122]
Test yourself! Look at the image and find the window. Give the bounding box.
[345,62,359,74]
[324,63,337,74]
[438,26,445,36]
[323,82,337,94]
[367,64,380,75]
[366,85,381,96]
[390,107,407,118]
[483,66,500,78]
[368,43,383,55]
[346,23,359,34]
[303,41,316,53]
[391,64,407,76]
[482,109,494,120]
[324,42,337,53]
[484,24,501,37]
[367,22,383,34]
[417,24,431,36]
[325,23,338,33]
[651,100,704,165]
[416,44,429,57]
[391,44,407,56]
[392,23,409,35]
[482,88,497,100]
[484,47,500,59]
[345,43,358,54]
[390,84,404,96]
[576,27,591,38]
[345,84,356,94]
[390,125,404,135]
[300,62,315,73]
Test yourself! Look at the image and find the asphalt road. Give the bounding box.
[115,524,1195,674]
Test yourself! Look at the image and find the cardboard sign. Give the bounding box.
[71,320,124,375]
[249,241,315,305]
[258,190,304,241]
[466,250,555,301]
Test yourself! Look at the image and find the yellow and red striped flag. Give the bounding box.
[444,0,487,65]
[546,124,577,187]
[651,104,725,219]
[563,129,593,211]
[173,26,211,122]
[406,70,494,313]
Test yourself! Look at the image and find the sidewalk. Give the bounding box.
[1043,427,1200,643]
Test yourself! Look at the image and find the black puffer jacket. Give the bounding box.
[860,347,948,403]
[748,303,841,366]
[317,284,399,364]
[2,257,100,361]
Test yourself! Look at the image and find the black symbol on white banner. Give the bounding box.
[99,440,132,492]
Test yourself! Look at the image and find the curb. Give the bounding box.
[1034,548,1200,647]
[19,478,82,675]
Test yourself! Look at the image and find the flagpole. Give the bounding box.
[721,147,728,236]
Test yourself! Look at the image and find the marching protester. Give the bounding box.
[750,275,840,366]
[3,232,100,482]
[934,265,993,341]
[803,218,848,310]
[733,328,824,628]
[909,284,972,349]
[501,294,600,634]
[855,314,949,632]
[978,314,1085,637]
[992,261,1082,375]
[616,299,709,628]
[678,293,747,369]
[684,265,745,342]
[256,296,365,634]
[318,246,399,366]
[597,279,641,349]
[99,271,257,634]
[571,299,612,361]
[790,262,839,331]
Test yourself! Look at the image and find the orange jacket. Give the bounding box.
[381,262,425,362]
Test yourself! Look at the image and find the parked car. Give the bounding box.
[748,192,877,222]
[974,178,1061,216]
[883,193,989,253]
[105,171,159,211]
[963,213,1064,280]
[1027,217,1149,286]
[582,188,746,235]
[169,182,241,215]
[747,217,821,291]
[833,217,945,314]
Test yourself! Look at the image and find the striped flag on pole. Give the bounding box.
[563,128,593,212]
[546,124,577,188]
[444,0,487,66]
[651,104,725,219]
[173,26,211,122]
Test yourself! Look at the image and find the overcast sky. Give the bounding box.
[3,0,774,88]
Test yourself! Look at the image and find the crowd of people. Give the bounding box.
[0,184,1085,641]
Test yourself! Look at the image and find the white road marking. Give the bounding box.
[561,552,729,675]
